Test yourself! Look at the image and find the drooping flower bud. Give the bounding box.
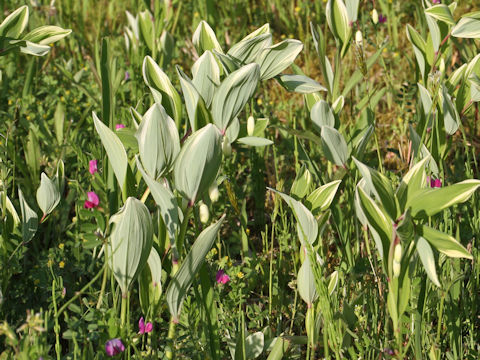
[247,116,255,136]
[208,183,220,203]
[199,202,209,224]
[222,136,232,156]
[355,30,363,47]
[393,260,401,278]
[372,9,379,25]
[394,243,402,263]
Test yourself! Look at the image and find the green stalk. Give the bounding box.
[120,292,128,327]
[52,278,61,360]
[165,319,177,359]
[177,205,192,258]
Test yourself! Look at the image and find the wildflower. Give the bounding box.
[257,98,263,106]
[124,71,130,81]
[432,0,440,3]
[115,124,126,130]
[355,30,363,47]
[237,271,244,279]
[427,176,442,188]
[59,261,65,268]
[216,269,230,285]
[34,279,40,285]
[47,259,53,267]
[89,159,98,175]
[379,14,387,24]
[62,287,66,298]
[138,317,153,334]
[105,338,125,357]
[58,243,64,250]
[84,191,100,209]
[294,6,301,13]
[208,183,220,203]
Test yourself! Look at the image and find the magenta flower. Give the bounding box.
[216,269,230,285]
[430,178,442,188]
[105,338,125,357]
[84,191,99,209]
[432,0,440,3]
[125,71,130,81]
[138,317,153,334]
[379,14,387,24]
[115,124,126,130]
[89,159,98,175]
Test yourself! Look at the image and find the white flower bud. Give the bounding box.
[199,203,209,224]
[439,58,445,74]
[372,9,379,25]
[393,260,401,278]
[208,183,220,203]
[394,243,402,263]
[247,116,255,136]
[222,136,232,156]
[355,30,363,46]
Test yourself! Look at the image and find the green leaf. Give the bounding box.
[36,172,61,216]
[192,50,220,107]
[297,257,318,306]
[139,247,163,314]
[327,270,339,295]
[396,156,429,212]
[425,5,455,25]
[353,157,397,220]
[18,41,50,56]
[173,124,222,203]
[442,85,460,135]
[0,6,29,38]
[416,236,441,287]
[326,0,351,53]
[136,157,181,241]
[143,56,182,126]
[108,197,153,295]
[306,180,341,214]
[407,180,480,218]
[252,118,269,137]
[257,39,303,80]
[166,215,225,321]
[245,332,264,360]
[177,66,211,132]
[211,63,260,131]
[290,165,313,200]
[18,188,37,243]
[237,136,273,147]
[228,28,271,64]
[138,10,154,50]
[92,112,128,189]
[54,102,65,144]
[192,21,223,54]
[22,25,71,45]
[452,17,480,38]
[276,74,327,93]
[320,126,349,166]
[269,189,318,245]
[136,104,179,179]
[266,337,290,360]
[417,83,432,115]
[356,186,392,260]
[418,225,472,259]
[311,100,334,129]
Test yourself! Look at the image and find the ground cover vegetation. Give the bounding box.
[1,0,480,358]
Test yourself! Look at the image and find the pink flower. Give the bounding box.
[138,317,153,334]
[115,124,125,130]
[84,191,99,209]
[427,176,442,188]
[379,14,387,24]
[432,0,440,3]
[89,159,98,175]
[105,338,125,356]
[216,269,230,285]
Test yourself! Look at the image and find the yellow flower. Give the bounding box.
[34,279,40,285]
[257,98,263,106]
[47,259,54,267]
[58,243,64,250]
[8,99,12,105]
[280,34,286,40]
[26,115,31,121]
[294,6,301,13]
[237,271,244,279]
[246,228,250,235]
[66,90,70,95]
[60,96,65,102]
[59,261,65,268]
[194,12,199,17]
